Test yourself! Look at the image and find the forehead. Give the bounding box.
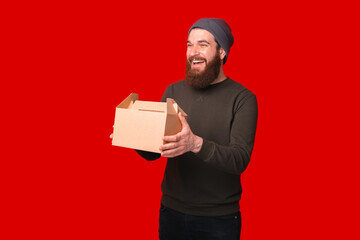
[188,28,216,44]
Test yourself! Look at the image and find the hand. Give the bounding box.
[110,125,114,139]
[159,112,203,158]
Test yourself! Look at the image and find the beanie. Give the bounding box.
[188,18,234,64]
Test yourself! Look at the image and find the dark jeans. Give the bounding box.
[159,204,241,240]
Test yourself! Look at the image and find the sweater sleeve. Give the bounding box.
[196,94,258,175]
[135,150,161,161]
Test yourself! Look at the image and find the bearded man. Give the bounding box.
[137,18,258,240]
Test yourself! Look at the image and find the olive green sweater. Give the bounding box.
[137,78,258,216]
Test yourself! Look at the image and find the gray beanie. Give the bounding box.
[188,18,234,64]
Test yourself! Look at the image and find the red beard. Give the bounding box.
[185,51,221,89]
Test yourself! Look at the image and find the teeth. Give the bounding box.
[193,60,205,64]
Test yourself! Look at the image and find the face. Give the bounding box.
[186,28,219,73]
[185,29,225,88]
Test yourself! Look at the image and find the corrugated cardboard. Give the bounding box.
[112,93,187,153]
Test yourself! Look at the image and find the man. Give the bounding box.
[137,18,258,240]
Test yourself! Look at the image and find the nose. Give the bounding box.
[188,45,200,57]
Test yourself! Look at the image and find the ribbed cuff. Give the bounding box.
[195,139,215,162]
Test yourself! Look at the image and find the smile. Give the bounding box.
[192,60,205,65]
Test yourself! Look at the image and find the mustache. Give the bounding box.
[187,56,207,63]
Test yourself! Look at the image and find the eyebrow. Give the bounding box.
[187,40,211,45]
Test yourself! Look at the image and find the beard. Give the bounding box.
[185,51,221,89]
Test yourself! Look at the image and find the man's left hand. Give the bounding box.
[159,112,203,158]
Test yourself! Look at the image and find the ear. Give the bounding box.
[219,48,226,61]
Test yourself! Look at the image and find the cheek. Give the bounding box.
[186,49,192,59]
[201,49,216,60]
[204,53,215,63]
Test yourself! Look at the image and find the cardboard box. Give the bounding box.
[112,93,187,153]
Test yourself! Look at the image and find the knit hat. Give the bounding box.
[188,18,234,64]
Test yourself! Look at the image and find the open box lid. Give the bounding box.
[117,93,187,116]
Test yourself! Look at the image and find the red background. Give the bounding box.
[2,0,359,239]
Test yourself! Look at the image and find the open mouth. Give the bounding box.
[192,60,205,65]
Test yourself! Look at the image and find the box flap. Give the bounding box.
[166,98,188,117]
[117,93,138,109]
[164,98,188,137]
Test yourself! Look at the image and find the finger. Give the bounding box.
[159,142,177,151]
[163,134,180,142]
[161,148,181,158]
